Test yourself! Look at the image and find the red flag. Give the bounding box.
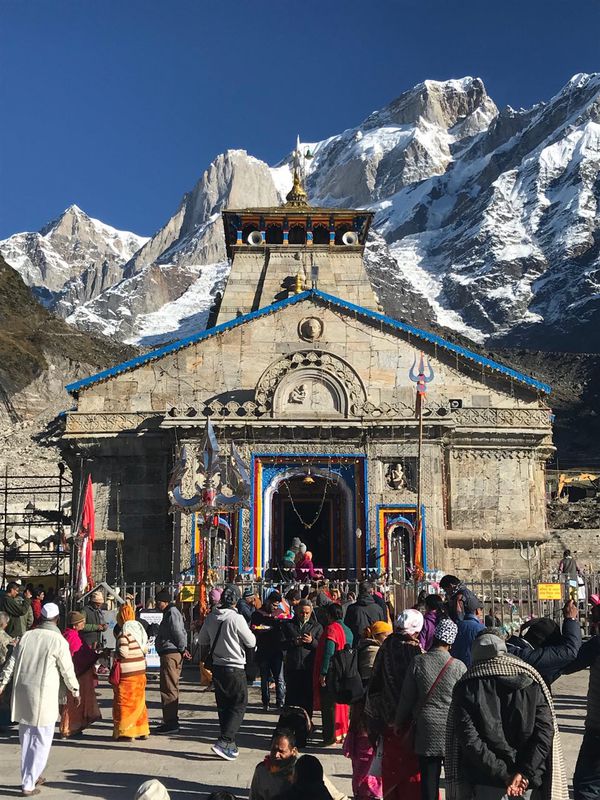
[76,476,95,593]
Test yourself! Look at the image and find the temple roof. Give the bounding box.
[65,290,551,395]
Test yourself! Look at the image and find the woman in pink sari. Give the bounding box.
[313,603,352,744]
[365,608,424,800]
[60,610,101,738]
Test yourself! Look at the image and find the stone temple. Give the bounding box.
[61,168,554,583]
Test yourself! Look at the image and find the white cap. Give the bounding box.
[41,603,60,619]
[134,780,171,800]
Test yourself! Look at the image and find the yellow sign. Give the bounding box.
[179,585,199,603]
[537,583,563,601]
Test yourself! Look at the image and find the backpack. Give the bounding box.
[326,644,364,705]
[276,705,313,748]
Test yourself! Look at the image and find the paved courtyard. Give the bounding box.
[0,668,589,799]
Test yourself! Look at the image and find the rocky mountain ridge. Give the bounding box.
[2,74,600,349]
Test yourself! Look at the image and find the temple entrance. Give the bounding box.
[256,456,366,577]
[274,475,343,570]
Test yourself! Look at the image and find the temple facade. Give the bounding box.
[62,171,554,583]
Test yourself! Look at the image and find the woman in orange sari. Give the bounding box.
[60,611,101,738]
[113,603,150,741]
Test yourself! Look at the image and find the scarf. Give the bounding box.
[365,633,421,728]
[122,620,149,653]
[445,654,568,800]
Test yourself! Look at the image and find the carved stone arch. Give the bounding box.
[255,349,367,418]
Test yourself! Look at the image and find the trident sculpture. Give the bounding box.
[167,419,250,515]
[409,351,435,398]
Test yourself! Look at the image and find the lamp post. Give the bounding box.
[2,466,8,588]
[24,501,36,573]
[56,462,66,591]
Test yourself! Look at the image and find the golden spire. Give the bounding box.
[285,168,309,207]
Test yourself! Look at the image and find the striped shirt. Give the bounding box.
[116,633,146,677]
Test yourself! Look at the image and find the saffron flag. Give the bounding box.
[76,476,95,594]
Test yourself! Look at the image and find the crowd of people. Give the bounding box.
[0,569,598,800]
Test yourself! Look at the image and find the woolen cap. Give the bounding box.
[242,587,255,598]
[90,590,104,603]
[220,584,241,607]
[68,611,85,626]
[396,608,424,634]
[41,602,60,619]
[434,618,458,645]
[471,632,507,663]
[523,617,560,648]
[155,590,171,603]
[134,780,171,800]
[371,621,393,636]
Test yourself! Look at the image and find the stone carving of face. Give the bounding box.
[299,317,324,342]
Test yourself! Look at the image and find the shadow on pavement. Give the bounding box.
[50,770,250,800]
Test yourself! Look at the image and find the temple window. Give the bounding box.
[265,223,284,244]
[313,224,329,245]
[288,224,307,245]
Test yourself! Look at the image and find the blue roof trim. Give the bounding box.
[313,290,551,394]
[65,289,551,394]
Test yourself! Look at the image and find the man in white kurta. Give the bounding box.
[0,602,79,796]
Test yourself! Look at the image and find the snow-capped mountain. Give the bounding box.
[0,206,148,316]
[3,74,600,349]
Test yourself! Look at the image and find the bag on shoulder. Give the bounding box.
[326,644,364,705]
[108,658,121,687]
[203,621,223,672]
[276,704,313,749]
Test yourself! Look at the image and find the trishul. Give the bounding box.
[409,351,434,396]
[167,419,250,515]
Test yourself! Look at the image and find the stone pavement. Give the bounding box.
[0,668,589,799]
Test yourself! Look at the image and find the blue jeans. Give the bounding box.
[259,653,285,707]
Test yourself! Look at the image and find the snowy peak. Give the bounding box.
[4,73,600,350]
[364,76,497,132]
[0,206,148,314]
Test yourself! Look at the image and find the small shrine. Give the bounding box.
[61,160,554,584]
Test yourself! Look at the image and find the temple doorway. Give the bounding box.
[274,474,343,570]
[256,456,366,577]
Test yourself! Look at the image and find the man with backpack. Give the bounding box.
[199,584,256,761]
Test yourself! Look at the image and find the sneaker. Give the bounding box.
[211,740,239,761]
[153,722,179,734]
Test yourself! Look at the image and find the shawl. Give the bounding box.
[365,633,421,728]
[445,654,568,800]
[63,627,97,676]
[122,620,149,653]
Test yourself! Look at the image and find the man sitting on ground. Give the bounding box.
[249,729,347,800]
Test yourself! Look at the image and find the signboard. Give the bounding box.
[138,609,163,670]
[537,583,563,600]
[179,584,199,603]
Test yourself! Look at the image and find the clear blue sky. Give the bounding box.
[1,0,598,239]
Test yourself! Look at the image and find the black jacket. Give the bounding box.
[250,608,283,662]
[281,618,323,672]
[506,618,581,683]
[344,595,385,643]
[454,672,554,788]
[237,598,254,624]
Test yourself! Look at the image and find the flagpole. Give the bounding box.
[415,392,424,580]
[409,351,433,582]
